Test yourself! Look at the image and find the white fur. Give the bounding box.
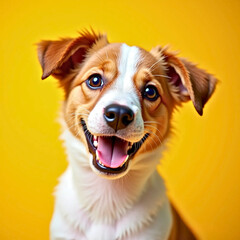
[88,44,143,142]
[50,129,172,240]
[116,44,139,92]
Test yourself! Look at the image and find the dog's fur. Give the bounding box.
[37,30,217,240]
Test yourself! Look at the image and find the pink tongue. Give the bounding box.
[97,137,128,168]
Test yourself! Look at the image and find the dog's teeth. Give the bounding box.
[120,155,129,167]
[93,135,98,141]
[93,140,98,147]
[96,151,100,160]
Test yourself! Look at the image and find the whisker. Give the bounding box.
[144,120,163,125]
[96,52,104,62]
[144,122,165,138]
[77,109,90,114]
[68,111,89,119]
[144,124,164,140]
[65,115,77,124]
[113,51,118,59]
[142,134,151,152]
[144,128,162,146]
[75,129,81,138]
[143,131,155,151]
[68,113,90,118]
[75,113,90,118]
[149,58,163,71]
[72,107,91,114]
[152,74,171,79]
[105,50,109,60]
[67,123,78,131]
[145,131,160,147]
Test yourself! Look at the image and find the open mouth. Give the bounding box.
[81,119,149,175]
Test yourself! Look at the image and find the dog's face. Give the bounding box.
[38,30,217,179]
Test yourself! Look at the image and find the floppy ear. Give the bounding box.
[37,30,108,80]
[150,46,217,115]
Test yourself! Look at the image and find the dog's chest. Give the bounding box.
[53,167,172,240]
[51,130,172,240]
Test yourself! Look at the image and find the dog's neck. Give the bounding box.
[61,129,168,224]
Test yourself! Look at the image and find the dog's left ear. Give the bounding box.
[150,46,217,115]
[37,30,108,80]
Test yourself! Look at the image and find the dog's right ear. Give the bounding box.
[150,46,217,115]
[37,30,108,80]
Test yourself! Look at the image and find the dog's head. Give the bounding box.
[38,30,217,179]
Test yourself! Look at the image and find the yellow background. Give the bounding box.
[1,0,240,239]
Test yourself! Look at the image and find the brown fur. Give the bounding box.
[169,203,197,240]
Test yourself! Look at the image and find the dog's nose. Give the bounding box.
[104,104,134,131]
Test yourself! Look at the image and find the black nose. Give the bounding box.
[104,104,134,131]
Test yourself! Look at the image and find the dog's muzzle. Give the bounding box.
[81,104,148,175]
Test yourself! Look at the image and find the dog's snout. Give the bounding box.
[104,104,134,131]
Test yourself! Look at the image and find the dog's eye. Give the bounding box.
[86,74,103,89]
[143,85,159,101]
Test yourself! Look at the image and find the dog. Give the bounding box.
[37,29,217,240]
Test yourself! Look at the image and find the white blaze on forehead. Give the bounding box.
[88,43,144,141]
[116,44,140,91]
